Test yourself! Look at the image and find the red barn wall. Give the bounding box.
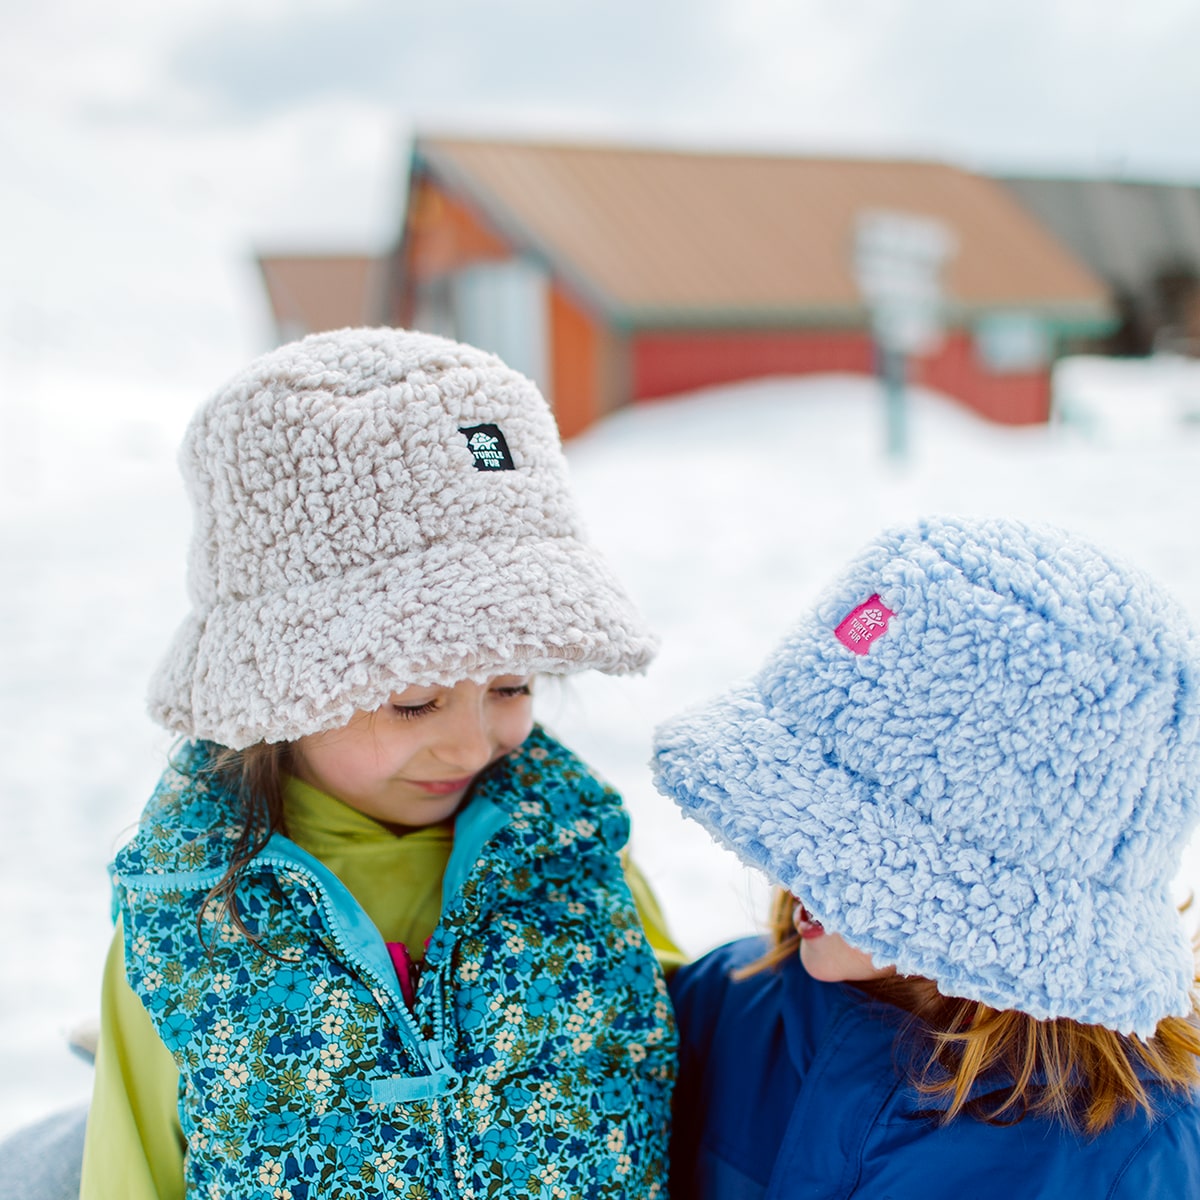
[631,330,875,400]
[631,328,1051,425]
[911,331,1050,425]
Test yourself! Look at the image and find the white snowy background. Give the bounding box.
[3,355,1200,1137]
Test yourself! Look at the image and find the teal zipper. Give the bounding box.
[252,851,463,1102]
[116,849,464,1102]
[260,852,466,1190]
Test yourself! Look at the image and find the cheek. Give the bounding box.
[295,722,391,791]
[499,700,535,750]
[298,740,364,792]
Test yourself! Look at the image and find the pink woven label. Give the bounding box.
[834,594,896,655]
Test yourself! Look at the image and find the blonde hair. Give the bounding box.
[740,888,1200,1135]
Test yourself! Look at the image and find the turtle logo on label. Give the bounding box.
[834,594,896,655]
[459,424,515,471]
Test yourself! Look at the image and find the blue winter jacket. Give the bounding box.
[113,729,676,1199]
[670,938,1200,1199]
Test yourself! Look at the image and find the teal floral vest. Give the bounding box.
[113,728,676,1199]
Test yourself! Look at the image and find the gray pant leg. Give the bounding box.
[0,1106,87,1200]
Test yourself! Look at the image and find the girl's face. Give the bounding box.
[290,676,534,832]
[792,900,897,984]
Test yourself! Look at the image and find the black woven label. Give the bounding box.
[459,424,515,471]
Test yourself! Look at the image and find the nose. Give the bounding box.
[431,684,495,775]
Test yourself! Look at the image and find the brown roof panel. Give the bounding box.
[416,138,1111,323]
[257,254,386,338]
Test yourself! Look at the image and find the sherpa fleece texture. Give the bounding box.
[148,327,657,748]
[653,516,1200,1036]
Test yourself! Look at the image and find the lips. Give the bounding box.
[411,776,476,796]
[794,902,826,940]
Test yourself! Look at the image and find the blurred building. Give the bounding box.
[998,177,1200,356]
[257,255,389,344]
[258,137,1115,438]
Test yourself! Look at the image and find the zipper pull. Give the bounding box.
[424,1038,447,1071]
[423,1039,463,1094]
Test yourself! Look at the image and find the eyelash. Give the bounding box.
[390,684,531,719]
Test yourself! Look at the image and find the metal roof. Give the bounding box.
[414,137,1112,326]
[999,176,1200,295]
[257,255,387,337]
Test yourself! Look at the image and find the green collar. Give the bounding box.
[282,774,454,856]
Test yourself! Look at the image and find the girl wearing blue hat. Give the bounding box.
[653,516,1200,1199]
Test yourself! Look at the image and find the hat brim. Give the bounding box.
[150,532,656,749]
[653,681,1194,1036]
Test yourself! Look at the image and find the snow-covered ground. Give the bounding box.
[3,353,1200,1138]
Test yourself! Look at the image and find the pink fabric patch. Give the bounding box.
[834,594,896,655]
[387,942,417,1009]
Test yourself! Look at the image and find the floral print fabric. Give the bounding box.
[114,729,676,1199]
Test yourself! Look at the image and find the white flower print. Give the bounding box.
[222,1062,248,1087]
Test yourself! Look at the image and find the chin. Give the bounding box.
[800,939,891,985]
[799,956,850,984]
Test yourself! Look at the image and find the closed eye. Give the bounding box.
[492,683,532,698]
[391,700,438,720]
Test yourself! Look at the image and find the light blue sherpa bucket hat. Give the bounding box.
[653,515,1200,1037]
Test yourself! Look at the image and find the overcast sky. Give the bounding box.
[3,0,1200,390]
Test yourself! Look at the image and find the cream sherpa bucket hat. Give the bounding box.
[148,327,657,749]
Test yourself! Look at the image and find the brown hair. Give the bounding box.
[199,742,292,944]
[739,888,1200,1134]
